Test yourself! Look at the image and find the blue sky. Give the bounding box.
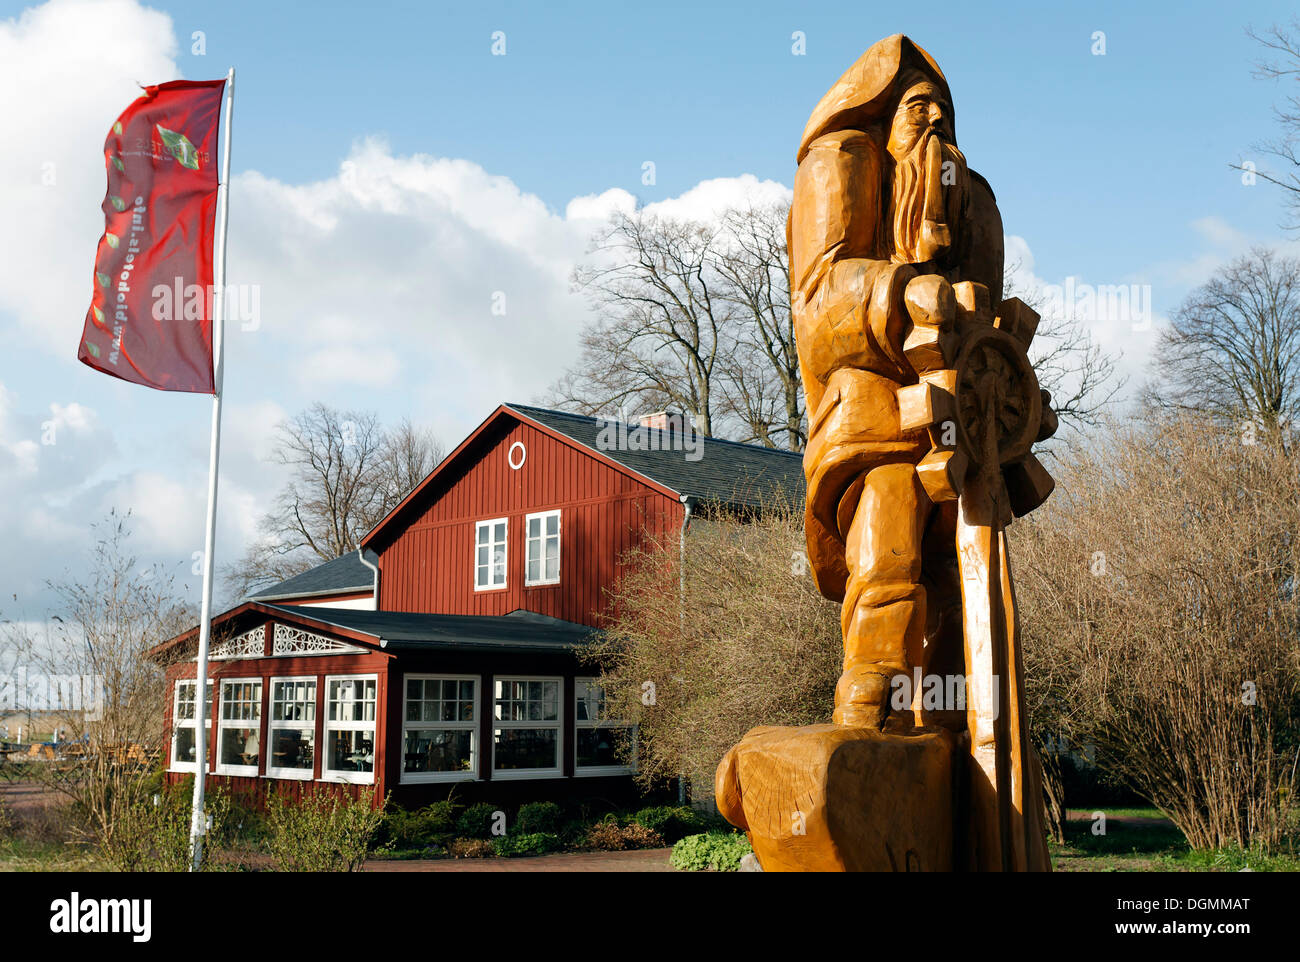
[1,0,1296,620]
[143,0,1292,281]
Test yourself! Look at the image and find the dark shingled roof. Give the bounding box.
[249,550,377,602]
[506,404,806,509]
[263,604,596,654]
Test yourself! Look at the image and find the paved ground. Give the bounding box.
[0,779,60,817]
[366,848,676,872]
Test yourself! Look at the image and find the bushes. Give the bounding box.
[631,805,710,843]
[381,801,457,850]
[515,801,561,835]
[493,832,561,857]
[619,822,666,850]
[357,796,692,861]
[586,817,665,851]
[448,838,494,858]
[99,783,238,872]
[670,832,752,872]
[456,802,503,839]
[265,788,387,872]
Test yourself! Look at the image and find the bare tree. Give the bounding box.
[1012,412,1300,853]
[555,211,731,437]
[1234,19,1300,229]
[375,418,446,511]
[1003,259,1125,436]
[713,203,805,451]
[1145,248,1300,435]
[557,209,1115,452]
[586,502,841,790]
[227,405,443,597]
[3,511,194,850]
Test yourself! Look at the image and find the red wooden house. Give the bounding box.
[152,403,803,807]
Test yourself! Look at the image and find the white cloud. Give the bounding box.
[0,0,180,356]
[1003,235,1159,406]
[0,0,799,620]
[640,174,792,223]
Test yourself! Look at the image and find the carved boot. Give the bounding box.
[837,584,928,730]
[832,666,896,728]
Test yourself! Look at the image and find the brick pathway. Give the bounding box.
[365,847,676,872]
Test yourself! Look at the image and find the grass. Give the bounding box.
[1050,808,1300,872]
[0,838,102,872]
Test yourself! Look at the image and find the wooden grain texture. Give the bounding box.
[720,32,1056,872]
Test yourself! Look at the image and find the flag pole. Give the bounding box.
[189,65,235,872]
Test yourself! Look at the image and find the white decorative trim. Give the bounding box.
[209,626,265,661]
[272,623,365,657]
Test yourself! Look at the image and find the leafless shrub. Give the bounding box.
[4,511,193,852]
[587,499,840,789]
[1013,412,1300,852]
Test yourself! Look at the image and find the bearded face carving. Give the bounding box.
[886,74,970,267]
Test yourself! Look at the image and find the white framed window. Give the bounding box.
[401,674,478,784]
[575,678,635,775]
[216,678,263,777]
[492,676,562,779]
[267,677,317,780]
[323,675,377,784]
[475,518,508,590]
[524,510,561,586]
[169,679,213,772]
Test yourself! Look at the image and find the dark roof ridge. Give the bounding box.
[505,402,804,460]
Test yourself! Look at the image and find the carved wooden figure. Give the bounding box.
[716,34,1055,872]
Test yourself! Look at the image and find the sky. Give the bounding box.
[1,0,1297,623]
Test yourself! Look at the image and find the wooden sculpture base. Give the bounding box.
[716,724,959,872]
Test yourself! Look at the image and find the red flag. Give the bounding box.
[77,79,226,393]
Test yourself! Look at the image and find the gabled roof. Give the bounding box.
[248,549,377,603]
[505,404,805,509]
[362,402,805,550]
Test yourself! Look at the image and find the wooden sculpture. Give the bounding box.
[716,34,1055,872]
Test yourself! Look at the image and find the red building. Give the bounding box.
[152,403,803,807]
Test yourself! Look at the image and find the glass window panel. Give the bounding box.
[174,727,196,763]
[546,514,558,536]
[269,728,314,771]
[403,729,474,774]
[326,729,374,774]
[577,727,633,768]
[493,728,558,770]
[219,727,259,768]
[528,516,540,538]
[494,521,505,542]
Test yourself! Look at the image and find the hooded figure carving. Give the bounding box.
[790,34,1005,731]
[717,34,1054,873]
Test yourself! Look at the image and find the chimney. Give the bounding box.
[638,410,688,432]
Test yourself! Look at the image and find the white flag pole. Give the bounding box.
[189,65,235,872]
